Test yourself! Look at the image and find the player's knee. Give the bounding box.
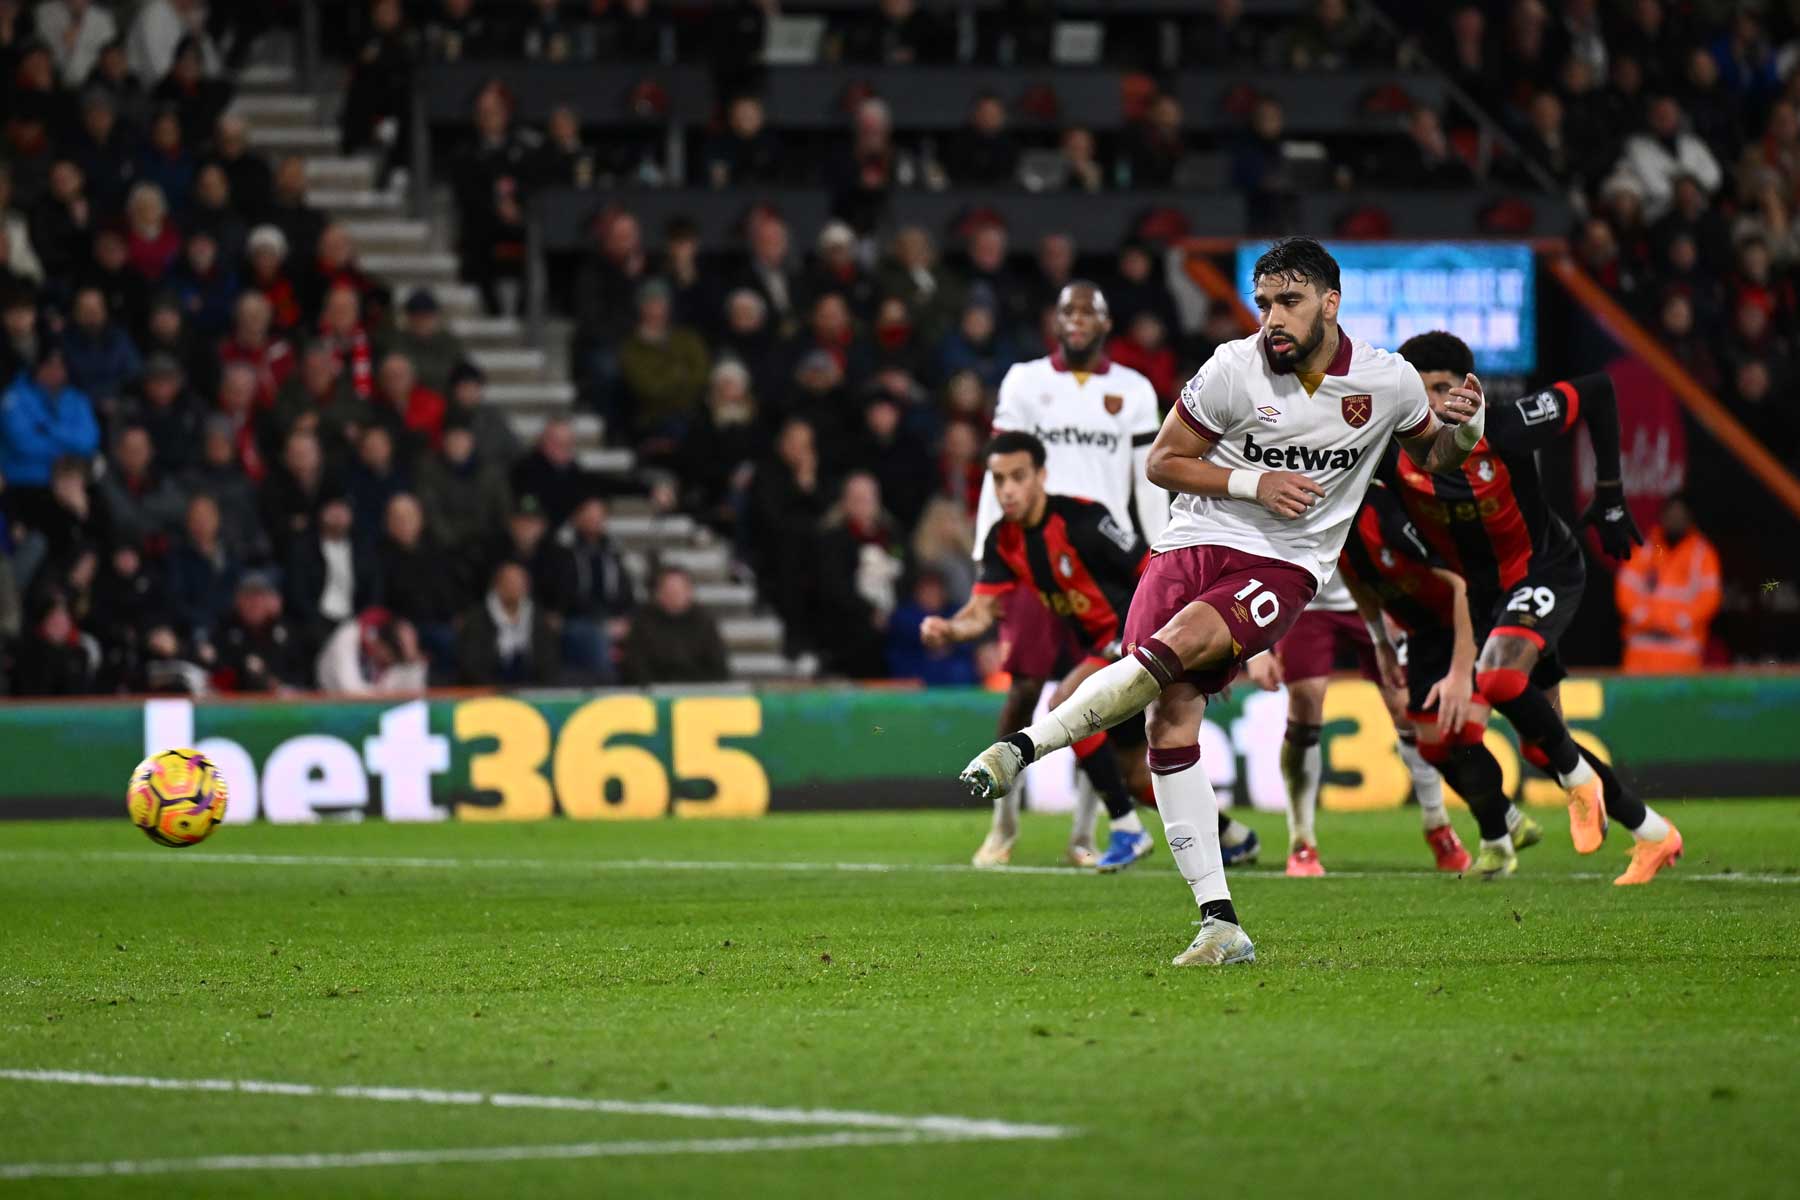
[1144,701,1202,750]
[1478,634,1538,676]
[1157,602,1234,669]
[1284,720,1323,749]
[1474,666,1529,703]
[1416,734,1454,765]
[1284,678,1327,725]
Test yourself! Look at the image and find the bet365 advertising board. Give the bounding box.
[0,676,1789,823]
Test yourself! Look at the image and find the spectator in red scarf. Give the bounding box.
[244,224,303,335]
[937,417,983,518]
[316,283,374,399]
[374,352,446,451]
[214,295,291,418]
[124,182,181,283]
[789,290,860,384]
[299,223,375,324]
[214,361,268,482]
[802,221,876,319]
[1106,310,1178,405]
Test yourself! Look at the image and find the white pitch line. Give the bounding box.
[0,1131,941,1180]
[0,1069,1073,1142]
[1,849,1795,885]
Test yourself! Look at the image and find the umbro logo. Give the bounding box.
[1256,405,1280,425]
[1170,836,1195,851]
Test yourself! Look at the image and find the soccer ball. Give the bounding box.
[127,748,229,847]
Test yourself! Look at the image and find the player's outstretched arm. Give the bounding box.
[1145,406,1324,519]
[920,591,1003,649]
[1401,372,1485,473]
[1343,574,1406,693]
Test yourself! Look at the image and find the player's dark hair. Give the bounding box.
[1398,331,1476,377]
[1251,236,1340,293]
[983,430,1047,468]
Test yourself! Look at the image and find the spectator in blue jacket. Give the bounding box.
[1,344,101,491]
[164,491,239,644]
[885,568,976,686]
[60,286,142,417]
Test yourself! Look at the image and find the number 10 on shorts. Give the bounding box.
[1234,579,1281,628]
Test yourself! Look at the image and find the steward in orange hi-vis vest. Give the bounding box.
[1615,496,1721,673]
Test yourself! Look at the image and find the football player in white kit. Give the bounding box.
[967,280,1170,868]
[1241,565,1486,877]
[958,237,1485,965]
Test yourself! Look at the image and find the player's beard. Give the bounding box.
[1059,332,1100,368]
[1268,312,1325,370]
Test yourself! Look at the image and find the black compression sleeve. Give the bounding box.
[1570,373,1623,484]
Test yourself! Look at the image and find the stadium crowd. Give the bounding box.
[1,0,1794,696]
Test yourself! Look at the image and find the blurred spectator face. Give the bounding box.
[235,293,273,343]
[35,350,68,392]
[301,343,339,392]
[1128,311,1166,349]
[1612,55,1643,97]
[1668,234,1697,274]
[635,287,671,333]
[1660,293,1694,337]
[1560,56,1593,95]
[186,495,221,546]
[1060,127,1095,165]
[541,419,576,467]
[72,289,107,333]
[913,572,947,612]
[1038,234,1075,281]
[493,563,530,609]
[149,303,182,341]
[654,568,694,616]
[195,165,230,210]
[145,368,184,408]
[1647,97,1681,139]
[1250,97,1283,140]
[276,156,308,202]
[171,40,203,86]
[572,496,608,539]
[880,0,914,18]
[360,425,394,473]
[708,362,751,416]
[750,215,789,266]
[474,87,510,141]
[18,45,53,91]
[818,225,856,271]
[378,354,417,403]
[969,225,1007,272]
[842,473,882,526]
[150,111,182,154]
[112,544,141,579]
[724,289,766,335]
[202,425,234,467]
[893,227,933,270]
[941,420,979,466]
[1671,175,1704,217]
[1734,301,1769,341]
[185,233,219,274]
[452,372,483,409]
[971,96,1006,136]
[1661,496,1694,541]
[319,225,353,268]
[865,397,901,440]
[385,493,423,546]
[216,115,249,160]
[1576,219,1617,268]
[547,106,581,148]
[3,294,34,339]
[943,371,985,420]
[48,160,82,202]
[811,294,851,341]
[323,286,361,334]
[796,352,843,394]
[960,304,995,343]
[875,296,911,337]
[601,212,642,263]
[1768,102,1799,146]
[285,430,322,481]
[1409,106,1447,154]
[372,0,402,32]
[777,420,816,472]
[115,427,153,477]
[1119,244,1153,282]
[83,96,116,142]
[128,185,167,232]
[405,298,441,335]
[507,507,545,553]
[665,226,699,271]
[1152,95,1183,135]
[441,425,475,465]
[219,364,257,416]
[233,579,282,627]
[854,98,893,148]
[319,498,353,539]
[1738,239,1772,282]
[1735,359,1771,403]
[728,96,765,138]
[1686,48,1718,91]
[94,229,128,270]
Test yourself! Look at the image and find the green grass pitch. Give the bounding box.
[2,802,1797,1198]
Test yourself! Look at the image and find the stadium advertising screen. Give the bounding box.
[1235,242,1538,375]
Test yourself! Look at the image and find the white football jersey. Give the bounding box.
[1307,568,1359,613]
[1162,331,1431,586]
[973,352,1168,557]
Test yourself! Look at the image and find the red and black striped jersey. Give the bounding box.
[1338,482,1458,634]
[1386,373,1601,596]
[975,494,1147,656]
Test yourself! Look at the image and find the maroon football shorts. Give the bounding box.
[1122,544,1317,695]
[1273,608,1382,683]
[997,584,1087,681]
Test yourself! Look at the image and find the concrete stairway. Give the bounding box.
[229,61,811,682]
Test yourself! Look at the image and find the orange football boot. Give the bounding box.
[1565,778,1609,855]
[1614,823,1683,886]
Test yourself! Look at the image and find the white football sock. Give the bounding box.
[1629,805,1671,842]
[1398,736,1449,830]
[1069,773,1101,846]
[1480,835,1515,856]
[1111,810,1144,835]
[1504,804,1526,833]
[1154,759,1230,909]
[1556,755,1596,789]
[1281,736,1323,849]
[1219,816,1253,848]
[1018,656,1162,759]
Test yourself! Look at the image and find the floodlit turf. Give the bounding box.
[2,802,1798,1199]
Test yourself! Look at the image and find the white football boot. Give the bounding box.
[959,741,1026,800]
[1171,917,1257,966]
